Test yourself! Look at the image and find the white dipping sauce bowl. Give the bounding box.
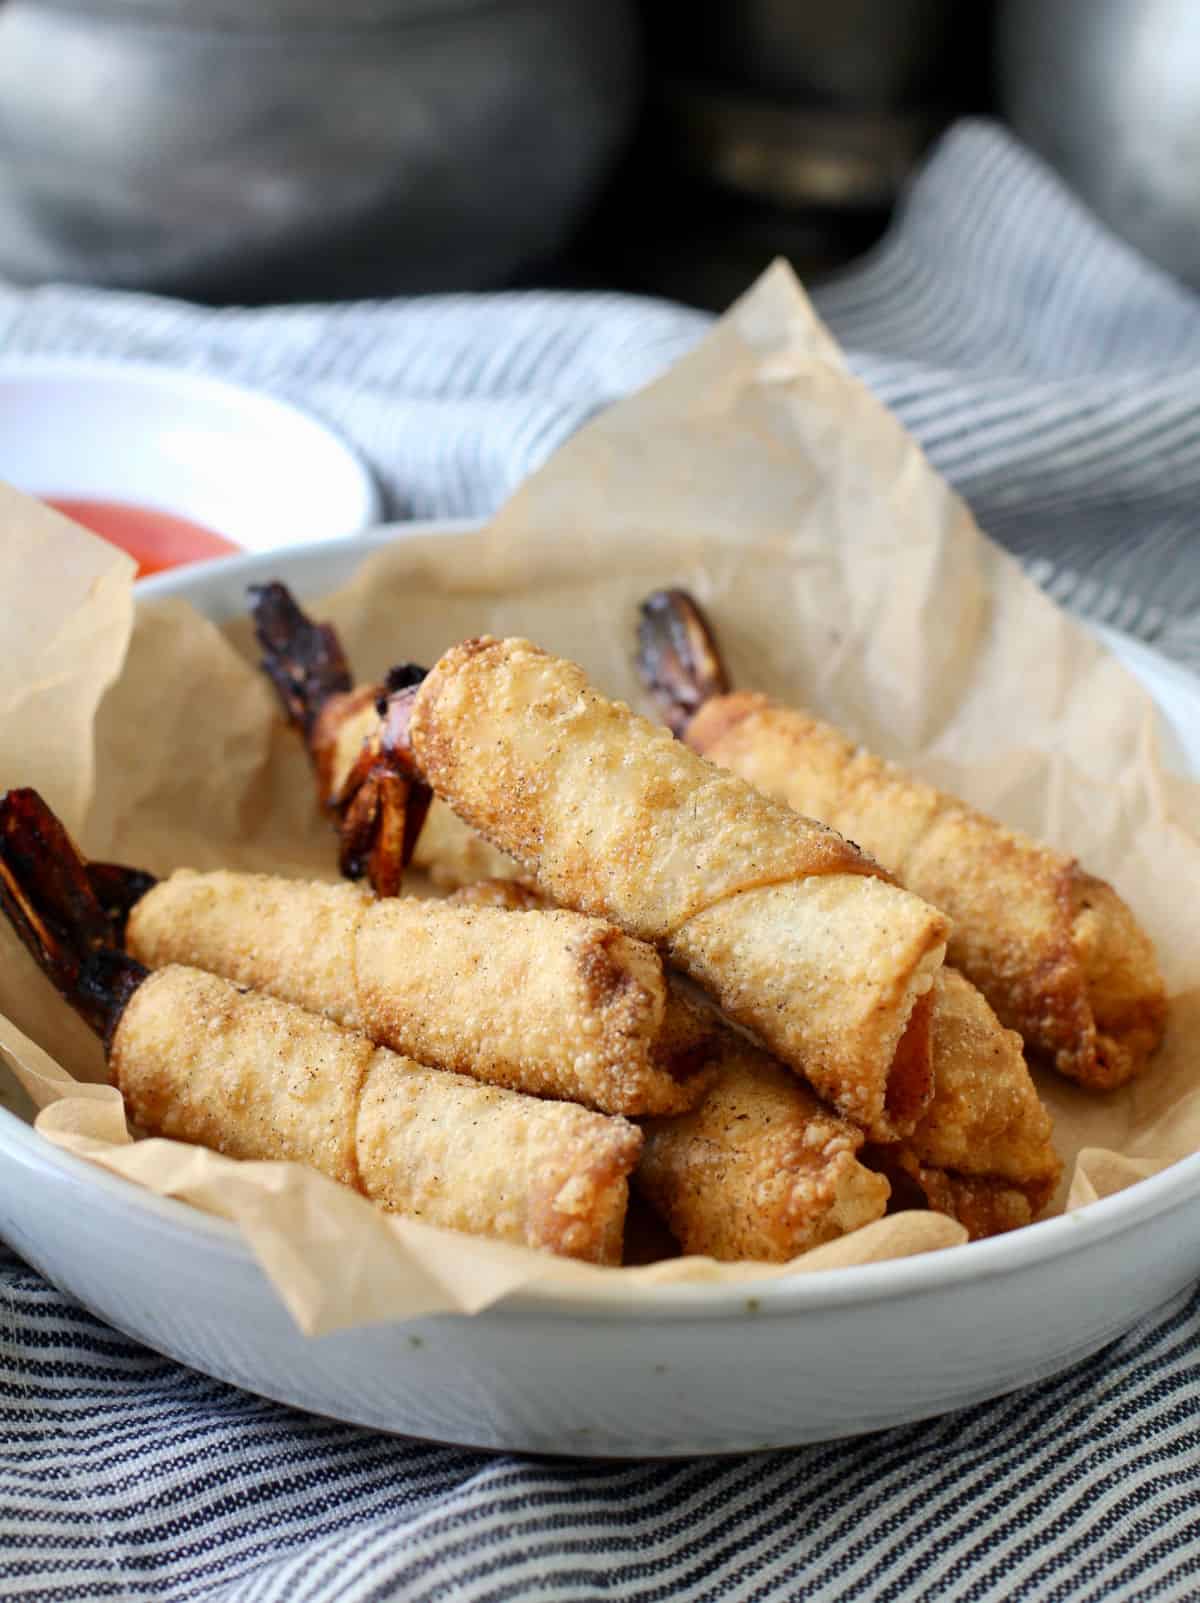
[0,357,380,550]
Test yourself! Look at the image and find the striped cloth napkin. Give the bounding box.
[4,119,1200,1602]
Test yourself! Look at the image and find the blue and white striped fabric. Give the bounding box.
[5,118,1200,1601]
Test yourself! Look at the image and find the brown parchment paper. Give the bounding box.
[2,259,1198,1336]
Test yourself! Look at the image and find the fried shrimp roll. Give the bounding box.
[120,967,639,1262]
[639,588,1167,1091]
[125,869,715,1116]
[687,693,1164,1090]
[865,1152,1049,1242]
[393,637,951,1142]
[867,970,1060,1240]
[636,1038,891,1262]
[0,790,639,1264]
[415,804,526,891]
[909,972,1059,1192]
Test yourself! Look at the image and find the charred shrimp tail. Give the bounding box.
[248,580,431,897]
[0,789,148,1044]
[335,760,431,897]
[636,589,731,739]
[249,580,353,739]
[376,667,427,773]
[334,666,430,897]
[86,862,159,944]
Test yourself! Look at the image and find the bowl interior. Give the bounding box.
[75,525,1200,1314]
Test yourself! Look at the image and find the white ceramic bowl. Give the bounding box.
[0,357,380,551]
[2,526,1198,1458]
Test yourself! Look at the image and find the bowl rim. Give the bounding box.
[4,1098,1197,1320]
[17,518,1191,1325]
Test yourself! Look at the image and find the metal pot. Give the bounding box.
[998,0,1200,291]
[640,0,970,217]
[0,0,640,298]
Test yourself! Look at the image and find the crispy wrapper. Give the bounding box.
[910,969,1059,1191]
[407,635,951,1141]
[126,869,715,1117]
[432,877,1056,1239]
[866,1149,1053,1243]
[865,969,1062,1240]
[637,1037,891,1261]
[446,878,546,911]
[113,964,641,1264]
[687,692,1167,1089]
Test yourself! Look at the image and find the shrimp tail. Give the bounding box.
[86,862,158,943]
[249,580,353,739]
[248,582,432,897]
[0,788,147,1043]
[636,589,731,739]
[332,669,430,897]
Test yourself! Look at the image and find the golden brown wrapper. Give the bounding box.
[111,964,641,1264]
[403,741,1057,1243]
[413,802,528,891]
[130,872,371,1026]
[863,969,1062,1240]
[910,970,1059,1190]
[637,1037,891,1261]
[126,869,713,1116]
[407,636,951,1141]
[865,1149,1054,1243]
[687,691,1167,1090]
[446,879,546,911]
[348,875,1054,1204]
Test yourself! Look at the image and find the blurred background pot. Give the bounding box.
[571,0,992,310]
[998,0,1200,292]
[0,0,640,299]
[648,0,962,215]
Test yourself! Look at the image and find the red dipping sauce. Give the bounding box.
[44,497,242,578]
